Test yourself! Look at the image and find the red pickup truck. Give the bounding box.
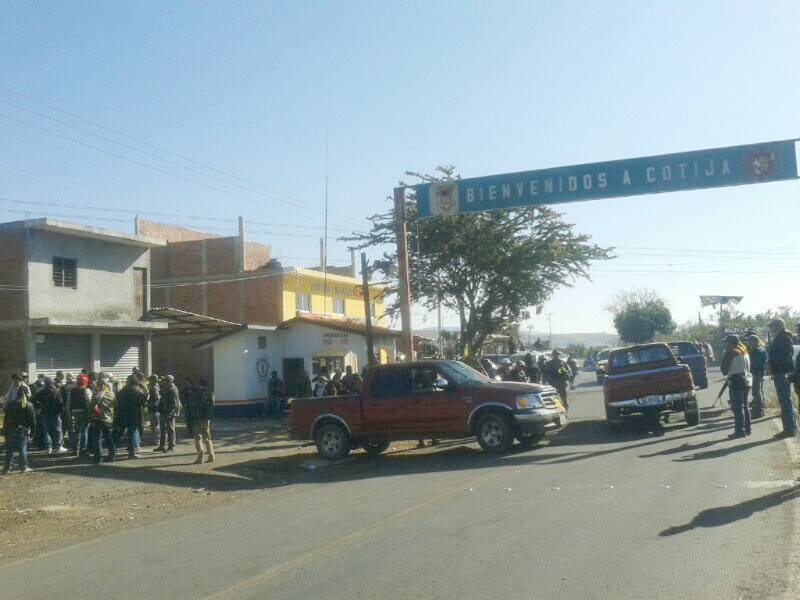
[290,360,567,459]
[603,343,699,431]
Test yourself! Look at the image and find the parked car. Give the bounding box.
[667,340,708,389]
[603,343,699,431]
[290,360,567,459]
[594,348,613,383]
[583,356,595,371]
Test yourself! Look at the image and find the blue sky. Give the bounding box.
[2,1,799,333]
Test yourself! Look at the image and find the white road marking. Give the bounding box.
[743,480,797,489]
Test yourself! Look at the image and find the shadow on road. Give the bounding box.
[659,484,800,536]
[672,436,780,462]
[31,406,759,494]
[38,445,586,493]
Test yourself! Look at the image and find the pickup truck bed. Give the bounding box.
[603,343,698,431]
[290,359,567,459]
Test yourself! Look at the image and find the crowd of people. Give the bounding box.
[485,350,578,407]
[2,367,215,474]
[720,318,800,439]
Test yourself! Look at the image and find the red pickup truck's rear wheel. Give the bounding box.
[315,423,351,460]
[475,413,514,454]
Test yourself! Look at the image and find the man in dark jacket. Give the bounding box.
[191,379,215,464]
[767,318,796,437]
[2,374,36,474]
[116,376,147,459]
[545,350,571,408]
[37,378,67,455]
[267,370,284,416]
[156,375,180,452]
[524,353,541,384]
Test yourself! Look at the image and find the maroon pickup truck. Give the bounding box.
[290,360,567,459]
[602,343,699,431]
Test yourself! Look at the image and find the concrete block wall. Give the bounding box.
[151,333,214,389]
[137,219,219,243]
[0,229,28,321]
[0,326,28,388]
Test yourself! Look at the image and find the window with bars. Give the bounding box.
[53,257,77,288]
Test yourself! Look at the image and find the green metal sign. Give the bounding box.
[415,140,798,218]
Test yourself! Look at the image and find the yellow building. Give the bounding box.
[281,267,386,326]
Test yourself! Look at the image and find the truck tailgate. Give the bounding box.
[604,365,694,403]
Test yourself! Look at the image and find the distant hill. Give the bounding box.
[415,328,618,349]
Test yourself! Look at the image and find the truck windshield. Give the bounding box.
[610,346,672,369]
[441,361,492,385]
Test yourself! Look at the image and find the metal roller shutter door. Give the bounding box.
[100,335,143,379]
[35,334,91,378]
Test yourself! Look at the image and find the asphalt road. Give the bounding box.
[2,370,798,599]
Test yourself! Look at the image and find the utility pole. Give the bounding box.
[394,187,414,360]
[527,325,533,348]
[360,252,376,365]
[545,313,555,346]
[437,302,443,357]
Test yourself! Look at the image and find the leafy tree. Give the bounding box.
[606,289,676,344]
[343,166,612,354]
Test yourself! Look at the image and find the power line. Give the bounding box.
[0,111,355,227]
[0,85,355,222]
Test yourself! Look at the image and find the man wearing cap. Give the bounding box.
[156,375,180,452]
[721,335,753,438]
[767,318,797,437]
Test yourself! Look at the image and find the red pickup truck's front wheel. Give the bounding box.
[475,413,514,454]
[315,423,352,460]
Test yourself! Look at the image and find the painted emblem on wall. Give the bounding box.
[256,357,270,380]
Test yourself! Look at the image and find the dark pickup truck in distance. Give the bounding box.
[290,360,567,459]
[667,340,708,389]
[603,343,699,431]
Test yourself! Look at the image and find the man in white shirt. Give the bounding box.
[721,335,753,439]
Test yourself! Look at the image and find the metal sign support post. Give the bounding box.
[361,252,376,365]
[394,186,415,360]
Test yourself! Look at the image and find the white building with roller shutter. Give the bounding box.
[0,218,167,382]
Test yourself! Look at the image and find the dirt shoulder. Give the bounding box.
[0,418,315,565]
[0,416,425,567]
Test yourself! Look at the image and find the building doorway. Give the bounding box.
[282,357,306,397]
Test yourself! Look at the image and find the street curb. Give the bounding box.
[768,408,800,599]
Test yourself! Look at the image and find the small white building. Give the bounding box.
[196,315,401,415]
